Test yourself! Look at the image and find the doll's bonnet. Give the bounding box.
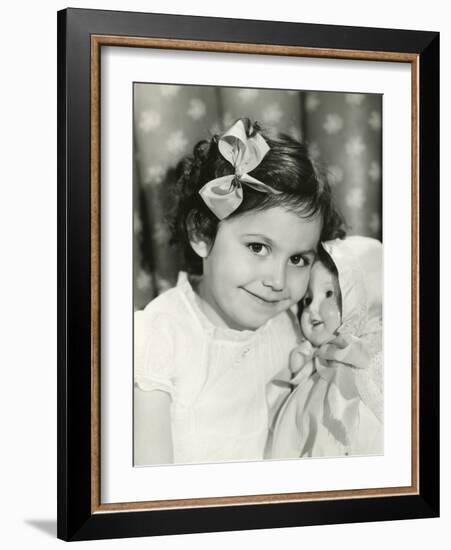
[321,236,383,338]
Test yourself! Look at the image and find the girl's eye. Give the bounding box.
[303,296,312,306]
[289,254,309,267]
[248,243,269,256]
[326,290,334,298]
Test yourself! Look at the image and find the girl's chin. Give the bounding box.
[227,309,277,331]
[230,315,272,331]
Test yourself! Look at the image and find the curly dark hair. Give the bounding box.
[167,118,346,274]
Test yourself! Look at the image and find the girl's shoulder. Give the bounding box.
[135,284,192,335]
[135,272,207,341]
[140,284,183,315]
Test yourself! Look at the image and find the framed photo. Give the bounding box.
[57,8,439,541]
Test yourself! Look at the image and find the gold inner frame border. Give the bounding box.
[90,34,420,514]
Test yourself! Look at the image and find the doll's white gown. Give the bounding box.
[270,236,384,459]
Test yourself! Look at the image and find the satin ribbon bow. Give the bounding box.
[199,119,279,220]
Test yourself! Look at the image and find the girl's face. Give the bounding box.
[195,206,322,331]
[300,261,341,347]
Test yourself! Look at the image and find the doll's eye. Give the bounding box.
[326,290,334,298]
[248,243,269,256]
[303,296,312,306]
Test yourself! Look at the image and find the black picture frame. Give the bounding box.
[57,7,439,541]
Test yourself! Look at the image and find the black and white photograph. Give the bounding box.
[132,83,383,466]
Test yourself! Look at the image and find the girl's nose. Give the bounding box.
[262,260,286,292]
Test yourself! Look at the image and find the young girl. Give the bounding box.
[270,236,383,459]
[134,118,345,465]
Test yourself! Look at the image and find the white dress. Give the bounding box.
[134,272,299,465]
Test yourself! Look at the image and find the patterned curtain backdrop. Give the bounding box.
[303,91,382,239]
[133,84,382,309]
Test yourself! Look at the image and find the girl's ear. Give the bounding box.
[186,211,211,259]
[189,234,210,258]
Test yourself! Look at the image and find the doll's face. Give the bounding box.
[300,261,341,347]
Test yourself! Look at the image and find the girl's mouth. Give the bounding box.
[241,288,284,305]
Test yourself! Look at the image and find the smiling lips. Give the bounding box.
[241,288,286,305]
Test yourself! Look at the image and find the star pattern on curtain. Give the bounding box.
[133,84,382,309]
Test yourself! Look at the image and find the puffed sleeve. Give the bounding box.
[134,311,175,396]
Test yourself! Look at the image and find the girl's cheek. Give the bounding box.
[289,270,310,301]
